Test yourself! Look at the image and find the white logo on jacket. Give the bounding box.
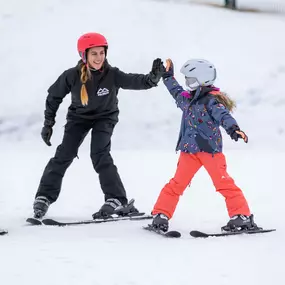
[97,88,109,96]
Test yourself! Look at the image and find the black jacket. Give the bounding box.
[44,60,158,123]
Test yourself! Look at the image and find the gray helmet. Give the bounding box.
[180,59,217,91]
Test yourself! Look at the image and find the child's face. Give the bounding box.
[87,46,106,70]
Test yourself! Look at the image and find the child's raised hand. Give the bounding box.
[166,59,172,72]
[163,58,174,78]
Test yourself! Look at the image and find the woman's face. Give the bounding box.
[87,46,106,70]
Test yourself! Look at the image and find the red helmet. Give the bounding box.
[77,32,108,62]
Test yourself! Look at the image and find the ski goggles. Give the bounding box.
[185,77,199,91]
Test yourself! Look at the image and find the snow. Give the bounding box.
[1,0,285,284]
[1,0,285,150]
[0,142,284,284]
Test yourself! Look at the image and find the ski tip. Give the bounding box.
[190,230,209,238]
[166,231,181,238]
[42,219,64,226]
[143,225,181,238]
[26,218,42,225]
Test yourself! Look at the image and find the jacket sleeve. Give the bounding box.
[114,68,157,90]
[44,68,75,122]
[163,77,190,110]
[207,98,238,132]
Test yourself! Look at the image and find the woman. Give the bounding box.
[34,32,165,219]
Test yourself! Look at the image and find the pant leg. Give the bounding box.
[198,152,251,217]
[152,152,202,219]
[90,120,127,205]
[36,119,92,203]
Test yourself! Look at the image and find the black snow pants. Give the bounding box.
[35,118,127,205]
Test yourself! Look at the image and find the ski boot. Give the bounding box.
[92,198,139,219]
[33,196,50,219]
[152,213,169,232]
[221,214,261,232]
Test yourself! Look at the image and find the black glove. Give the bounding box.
[41,119,55,146]
[163,59,174,79]
[149,58,166,84]
[228,125,248,143]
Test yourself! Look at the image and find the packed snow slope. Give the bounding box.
[0,144,284,285]
[0,0,284,285]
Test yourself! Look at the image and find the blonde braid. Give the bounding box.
[80,64,91,106]
[214,92,237,113]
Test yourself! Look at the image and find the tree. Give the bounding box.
[225,0,236,9]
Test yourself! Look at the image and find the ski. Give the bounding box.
[41,213,153,226]
[190,228,276,238]
[26,217,43,225]
[0,229,8,235]
[143,224,181,238]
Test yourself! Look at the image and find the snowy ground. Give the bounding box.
[0,142,284,285]
[1,0,285,284]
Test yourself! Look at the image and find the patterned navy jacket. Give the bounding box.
[163,77,238,154]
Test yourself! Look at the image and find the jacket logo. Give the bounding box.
[97,88,109,96]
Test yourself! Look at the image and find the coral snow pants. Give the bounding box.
[152,152,250,219]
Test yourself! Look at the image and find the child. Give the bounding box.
[151,58,259,232]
